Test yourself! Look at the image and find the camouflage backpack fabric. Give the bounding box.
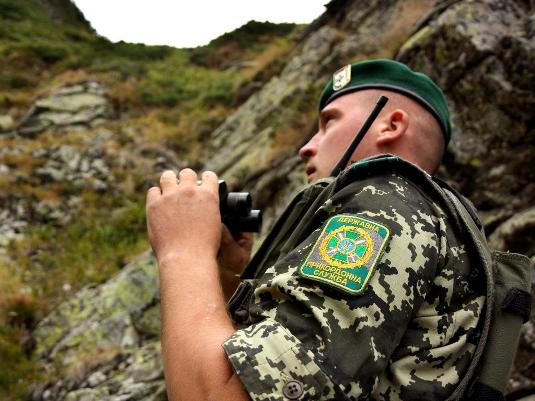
[224,155,531,401]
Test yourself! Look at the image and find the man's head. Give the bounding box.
[299,60,451,182]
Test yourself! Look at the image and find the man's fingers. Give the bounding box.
[158,168,217,195]
[160,170,177,193]
[238,232,254,244]
[220,224,233,246]
[178,168,197,185]
[221,225,254,248]
[201,170,219,193]
[146,186,161,205]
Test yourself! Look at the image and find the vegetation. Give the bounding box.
[190,20,296,68]
[0,1,300,399]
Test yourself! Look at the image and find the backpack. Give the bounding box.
[433,180,532,401]
[231,155,532,400]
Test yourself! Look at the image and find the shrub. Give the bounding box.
[0,1,30,21]
[1,294,38,330]
[189,20,296,68]
[0,72,33,89]
[209,20,296,49]
[113,41,171,61]
[6,41,71,64]
[200,79,234,107]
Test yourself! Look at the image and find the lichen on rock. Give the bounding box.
[32,251,160,373]
[17,81,113,137]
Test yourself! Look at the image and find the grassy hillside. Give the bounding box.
[0,1,300,398]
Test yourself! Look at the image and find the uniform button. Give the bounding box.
[283,380,304,399]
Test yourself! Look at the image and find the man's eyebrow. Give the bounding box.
[319,108,341,125]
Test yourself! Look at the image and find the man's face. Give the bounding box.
[299,92,379,183]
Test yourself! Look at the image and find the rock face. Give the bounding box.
[397,0,535,234]
[205,0,439,231]
[16,81,113,137]
[29,1,534,400]
[0,81,117,256]
[0,79,162,257]
[0,129,118,249]
[31,251,165,401]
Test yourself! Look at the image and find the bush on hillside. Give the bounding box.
[0,1,31,21]
[189,20,296,68]
[4,41,71,64]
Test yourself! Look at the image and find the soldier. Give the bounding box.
[146,60,486,400]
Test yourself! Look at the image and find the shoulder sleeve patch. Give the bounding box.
[299,214,390,295]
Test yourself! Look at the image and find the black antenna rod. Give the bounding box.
[330,95,389,177]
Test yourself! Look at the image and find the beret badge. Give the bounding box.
[332,65,351,91]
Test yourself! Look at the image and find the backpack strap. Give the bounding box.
[441,188,496,401]
[432,176,484,231]
[466,249,532,401]
[441,189,532,401]
[502,287,531,324]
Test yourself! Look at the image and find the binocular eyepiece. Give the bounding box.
[199,180,262,235]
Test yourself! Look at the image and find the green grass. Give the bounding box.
[139,58,237,107]
[11,196,148,293]
[0,324,42,401]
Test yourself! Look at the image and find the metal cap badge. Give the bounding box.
[332,65,351,91]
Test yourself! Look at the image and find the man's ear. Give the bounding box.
[375,109,408,146]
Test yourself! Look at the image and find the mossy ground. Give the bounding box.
[0,2,300,398]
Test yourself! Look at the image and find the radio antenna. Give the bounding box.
[330,95,389,177]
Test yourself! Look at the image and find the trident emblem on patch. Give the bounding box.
[299,214,390,295]
[320,226,373,268]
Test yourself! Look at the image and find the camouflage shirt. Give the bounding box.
[223,158,485,401]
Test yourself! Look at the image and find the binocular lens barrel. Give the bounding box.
[225,193,252,215]
[238,210,262,233]
[195,179,262,233]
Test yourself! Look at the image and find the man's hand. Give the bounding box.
[145,169,249,401]
[146,169,221,266]
[218,226,253,300]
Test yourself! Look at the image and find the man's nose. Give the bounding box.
[299,133,319,161]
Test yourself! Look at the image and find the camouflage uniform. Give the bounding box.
[223,157,485,401]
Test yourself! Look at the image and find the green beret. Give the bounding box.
[319,59,452,144]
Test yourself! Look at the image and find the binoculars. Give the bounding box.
[216,180,262,235]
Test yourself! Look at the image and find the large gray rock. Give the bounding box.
[31,251,164,401]
[205,23,340,180]
[205,0,438,235]
[17,81,113,137]
[397,0,535,218]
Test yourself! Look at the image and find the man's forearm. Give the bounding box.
[146,169,249,400]
[158,252,248,401]
[219,266,242,302]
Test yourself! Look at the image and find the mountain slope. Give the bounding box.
[1,0,534,400]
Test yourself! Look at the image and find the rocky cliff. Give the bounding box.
[1,0,533,400]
